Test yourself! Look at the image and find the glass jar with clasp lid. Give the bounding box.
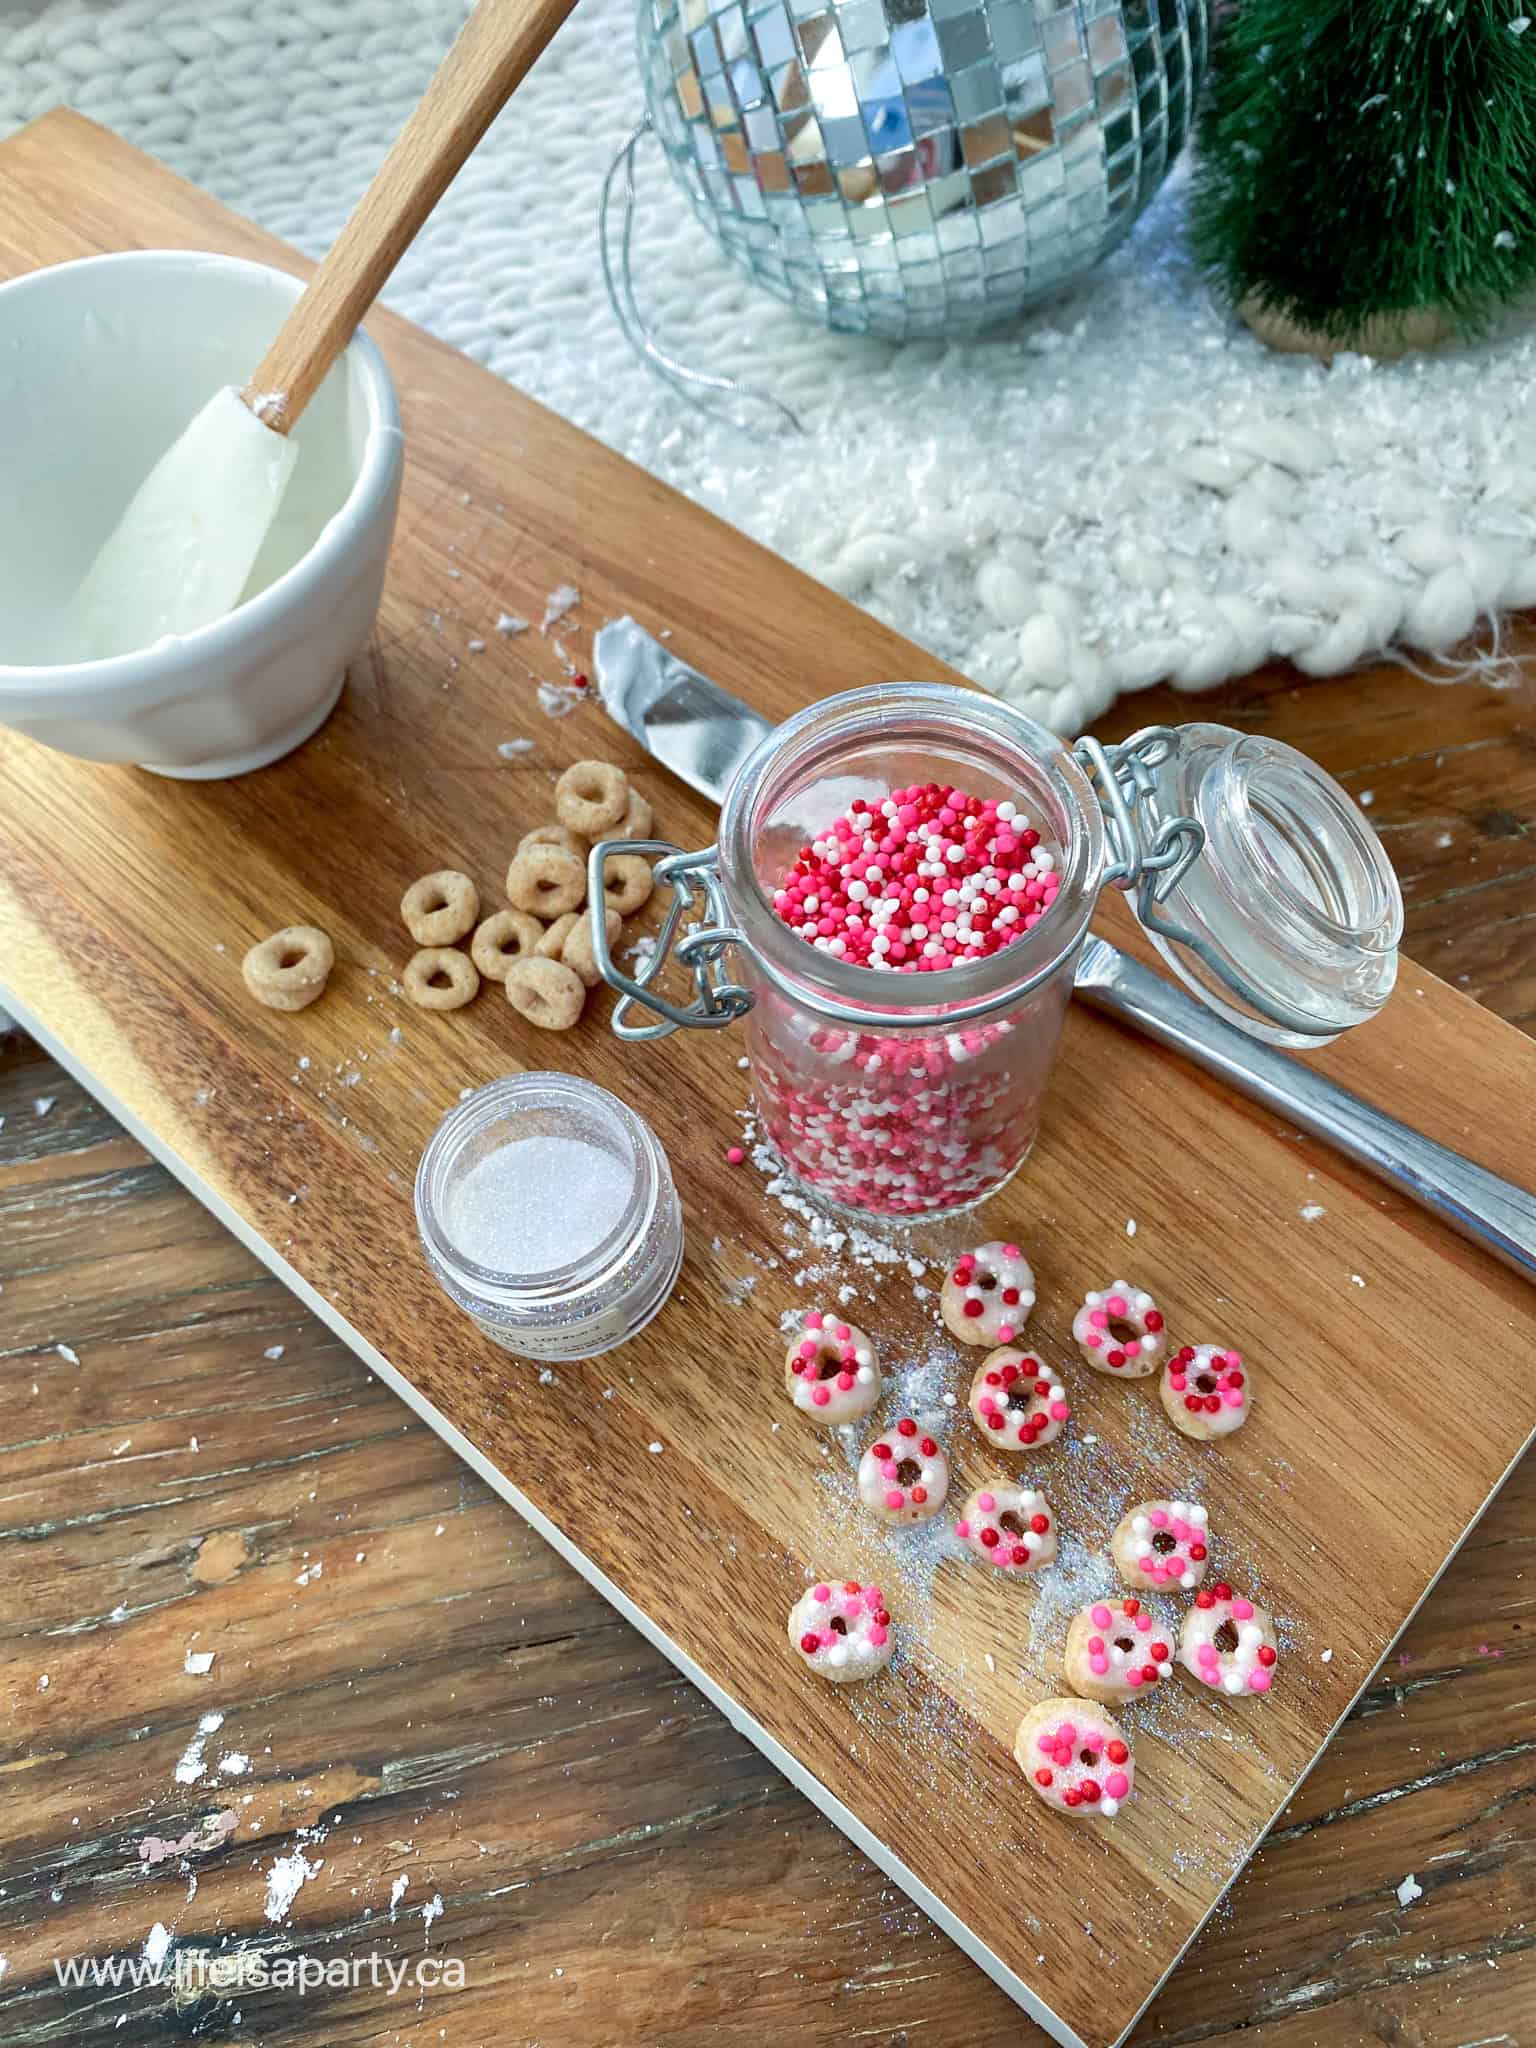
[588,682,1402,1224]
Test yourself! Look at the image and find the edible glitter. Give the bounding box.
[446,1134,632,1274]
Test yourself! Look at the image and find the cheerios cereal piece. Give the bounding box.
[955,1483,1057,1572]
[940,1240,1036,1346]
[469,910,543,982]
[561,907,622,989]
[1111,1499,1211,1592]
[601,853,654,917]
[618,786,653,838]
[507,842,586,918]
[242,926,334,1012]
[519,824,587,861]
[504,955,585,1031]
[401,870,478,946]
[403,947,479,1010]
[535,912,579,959]
[1014,1697,1134,1817]
[857,1418,948,1525]
[967,1349,1070,1449]
[556,759,630,837]
[783,1310,880,1423]
[1064,1598,1174,1704]
[1161,1345,1250,1440]
[789,1580,893,1683]
[1073,1281,1166,1378]
[1180,1583,1278,1696]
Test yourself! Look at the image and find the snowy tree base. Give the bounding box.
[1240,298,1456,364]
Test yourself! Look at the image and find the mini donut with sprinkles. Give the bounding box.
[1014,1698,1134,1817]
[940,1241,1036,1347]
[788,1579,893,1683]
[955,1483,1058,1572]
[1161,1345,1250,1440]
[1111,1499,1211,1592]
[1063,1598,1174,1704]
[1072,1282,1166,1378]
[857,1418,949,1525]
[967,1348,1070,1450]
[1179,1583,1278,1697]
[783,1310,881,1424]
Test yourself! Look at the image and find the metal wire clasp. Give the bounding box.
[588,839,754,1040]
[1071,726,1206,938]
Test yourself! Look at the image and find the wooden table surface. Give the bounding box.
[3,645,1532,2047]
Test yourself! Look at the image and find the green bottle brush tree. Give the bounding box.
[1192,0,1536,356]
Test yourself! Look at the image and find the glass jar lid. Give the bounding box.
[1119,723,1403,1049]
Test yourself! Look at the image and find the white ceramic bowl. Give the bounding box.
[0,251,403,778]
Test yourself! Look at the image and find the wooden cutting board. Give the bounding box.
[2,113,1533,2048]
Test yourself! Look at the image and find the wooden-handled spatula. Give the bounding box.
[73,0,578,660]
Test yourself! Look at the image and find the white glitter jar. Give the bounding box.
[414,1075,684,1361]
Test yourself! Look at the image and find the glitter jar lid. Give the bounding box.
[414,1074,684,1361]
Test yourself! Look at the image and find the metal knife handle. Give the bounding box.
[1073,937,1536,1284]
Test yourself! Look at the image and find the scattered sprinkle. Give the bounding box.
[497,738,536,758]
[495,613,529,636]
[1299,1203,1326,1222]
[56,1344,79,1365]
[183,1650,215,1677]
[726,1145,746,1165]
[541,583,580,631]
[263,1345,285,1361]
[33,1096,56,1117]
[648,1441,664,1455]
[1320,1648,1333,1663]
[1396,1873,1423,1908]
[265,1849,322,1924]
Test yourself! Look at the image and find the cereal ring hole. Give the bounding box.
[1106,1317,1139,1344]
[1214,1620,1240,1654]
[1195,1372,1218,1394]
[277,947,306,969]
[828,1616,847,1637]
[1005,1386,1032,1412]
[895,1458,921,1485]
[811,1347,843,1381]
[1114,1635,1135,1652]
[998,1511,1026,1537]
[424,963,455,989]
[1151,1530,1177,1555]
[1079,1747,1096,1766]
[975,1269,998,1293]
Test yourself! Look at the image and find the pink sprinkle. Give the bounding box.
[955,1520,971,1539]
[1003,1243,1021,1259]
[1090,1605,1112,1628]
[1231,1598,1254,1621]
[1036,1734,1055,1754]
[1223,1388,1244,1407]
[868,1625,888,1647]
[1049,1400,1069,1420]
[1106,1295,1127,1316]
[1105,1770,1129,1798]
[996,1324,1014,1344]
[797,1339,817,1361]
[1089,1656,1108,1675]
[837,1371,854,1391]
[977,1492,996,1512]
[1149,1509,1168,1527]
[726,1145,746,1164]
[811,1385,831,1406]
[1126,1668,1143,1687]
[805,1311,824,1330]
[1249,1668,1272,1691]
[884,1489,905,1511]
[813,1585,831,1601]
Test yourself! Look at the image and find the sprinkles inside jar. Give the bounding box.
[769,782,1060,971]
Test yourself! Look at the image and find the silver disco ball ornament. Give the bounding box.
[637,0,1210,340]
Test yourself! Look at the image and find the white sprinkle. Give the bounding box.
[983,1652,996,1674]
[263,1345,285,1361]
[183,1650,215,1677]
[1299,1203,1327,1222]
[390,1874,410,1917]
[143,1923,172,1970]
[1359,790,1374,807]
[497,737,536,757]
[56,1344,79,1365]
[541,583,580,631]
[422,1894,445,1935]
[1320,1648,1333,1663]
[219,1753,251,1776]
[1125,1217,1137,1237]
[1396,1873,1423,1907]
[37,1673,49,1692]
[34,1095,56,1116]
[648,1441,664,1455]
[1350,1273,1366,1288]
[495,612,529,636]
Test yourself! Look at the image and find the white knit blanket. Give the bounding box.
[4,0,1535,733]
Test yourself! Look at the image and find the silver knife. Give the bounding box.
[594,616,1536,1284]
